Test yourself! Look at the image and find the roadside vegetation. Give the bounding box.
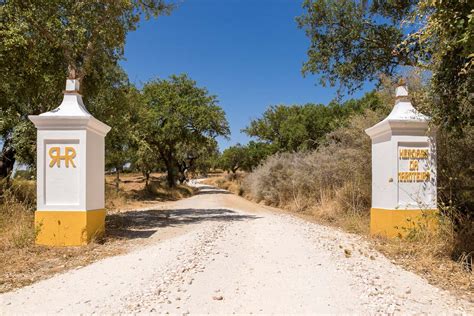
[210,0,474,299]
[0,0,472,301]
[0,172,195,293]
[1,0,228,292]
[210,82,473,299]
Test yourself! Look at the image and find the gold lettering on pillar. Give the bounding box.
[49,147,77,168]
[398,148,429,182]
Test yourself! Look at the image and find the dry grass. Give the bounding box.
[373,239,473,302]
[0,179,36,251]
[105,172,194,210]
[371,213,474,302]
[203,173,245,196]
[0,173,195,293]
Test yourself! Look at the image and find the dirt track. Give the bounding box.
[1,182,472,314]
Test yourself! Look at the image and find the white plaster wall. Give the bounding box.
[86,130,105,210]
[393,135,437,210]
[37,130,87,211]
[30,80,110,213]
[366,85,437,211]
[371,133,436,210]
[371,138,397,209]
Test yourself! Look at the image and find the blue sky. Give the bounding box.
[121,0,373,150]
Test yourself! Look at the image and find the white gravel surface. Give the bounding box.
[1,182,473,314]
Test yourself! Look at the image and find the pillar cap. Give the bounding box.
[365,81,430,139]
[65,79,80,93]
[395,85,409,99]
[29,79,111,136]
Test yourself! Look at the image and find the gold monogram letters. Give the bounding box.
[49,147,76,168]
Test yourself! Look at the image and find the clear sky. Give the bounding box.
[120,0,373,150]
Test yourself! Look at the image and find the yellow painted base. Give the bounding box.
[370,208,438,238]
[35,209,106,246]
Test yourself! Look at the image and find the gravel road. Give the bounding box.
[1,182,472,314]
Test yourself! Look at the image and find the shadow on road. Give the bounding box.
[106,207,259,240]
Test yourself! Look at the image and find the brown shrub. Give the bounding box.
[244,108,381,220]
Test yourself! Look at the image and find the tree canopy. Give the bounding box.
[297,0,411,92]
[0,0,173,178]
[141,74,230,187]
[297,0,473,133]
[243,92,382,152]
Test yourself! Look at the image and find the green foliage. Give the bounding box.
[176,138,220,179]
[87,66,139,173]
[243,91,382,152]
[404,0,473,134]
[297,0,412,92]
[0,0,173,177]
[298,0,473,133]
[1,0,173,81]
[220,144,246,173]
[436,127,474,219]
[11,121,36,168]
[242,141,276,171]
[220,141,275,173]
[141,74,230,186]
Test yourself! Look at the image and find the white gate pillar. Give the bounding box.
[365,83,437,237]
[29,79,111,246]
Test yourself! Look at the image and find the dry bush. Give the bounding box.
[245,108,382,226]
[105,184,129,210]
[223,173,245,195]
[203,174,246,196]
[245,152,302,205]
[2,179,36,208]
[225,172,239,182]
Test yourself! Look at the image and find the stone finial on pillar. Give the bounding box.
[29,79,111,246]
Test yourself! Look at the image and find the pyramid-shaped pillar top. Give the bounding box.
[29,79,110,136]
[365,84,430,140]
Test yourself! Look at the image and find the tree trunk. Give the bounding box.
[0,136,16,182]
[166,167,176,188]
[145,171,150,189]
[162,158,176,188]
[115,168,120,192]
[158,146,177,188]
